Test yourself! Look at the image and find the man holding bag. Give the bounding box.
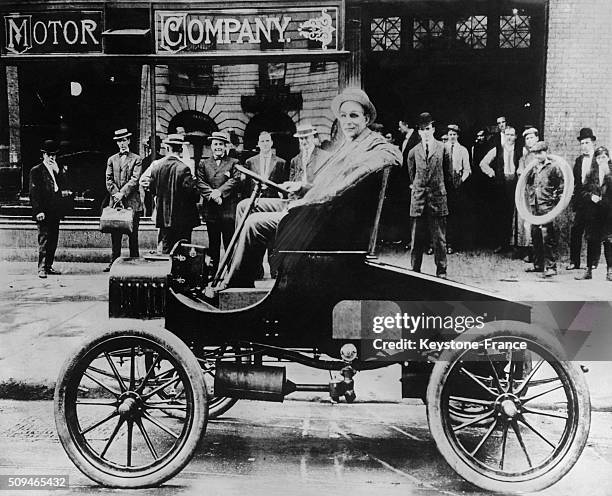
[103,128,143,272]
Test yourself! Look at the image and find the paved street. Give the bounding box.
[1,399,611,496]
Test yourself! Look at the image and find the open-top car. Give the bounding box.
[54,164,590,493]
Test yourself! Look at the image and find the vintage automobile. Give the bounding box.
[54,164,589,493]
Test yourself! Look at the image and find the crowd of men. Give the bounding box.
[29,89,612,283]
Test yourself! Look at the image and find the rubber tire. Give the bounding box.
[515,154,574,226]
[426,320,590,493]
[54,327,208,488]
[208,396,239,419]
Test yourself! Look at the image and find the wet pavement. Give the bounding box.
[0,399,610,496]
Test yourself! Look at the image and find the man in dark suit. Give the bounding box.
[567,127,597,270]
[235,130,289,224]
[286,123,331,198]
[408,112,451,277]
[104,128,143,272]
[196,131,240,274]
[140,134,200,254]
[479,126,522,253]
[29,139,71,278]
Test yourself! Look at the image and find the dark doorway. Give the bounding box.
[244,112,298,163]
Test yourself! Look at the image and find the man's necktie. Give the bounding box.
[425,143,429,161]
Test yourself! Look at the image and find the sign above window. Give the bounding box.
[2,11,103,55]
[155,7,339,54]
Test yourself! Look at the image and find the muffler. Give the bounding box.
[215,363,289,402]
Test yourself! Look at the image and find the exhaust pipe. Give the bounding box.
[215,363,290,402]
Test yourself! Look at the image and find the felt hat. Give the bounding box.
[163,133,188,146]
[577,127,596,141]
[416,112,435,128]
[530,141,549,153]
[293,123,317,138]
[40,139,60,154]
[522,127,539,138]
[113,128,132,141]
[331,88,377,123]
[207,131,231,144]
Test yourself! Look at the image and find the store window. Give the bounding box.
[412,19,445,49]
[168,64,218,94]
[370,17,401,51]
[499,15,531,48]
[456,16,487,49]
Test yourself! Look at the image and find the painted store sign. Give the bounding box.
[2,11,103,55]
[155,7,339,54]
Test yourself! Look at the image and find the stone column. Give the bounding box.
[6,66,20,166]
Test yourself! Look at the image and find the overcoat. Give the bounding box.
[196,155,240,222]
[29,163,69,221]
[105,151,143,211]
[408,140,451,217]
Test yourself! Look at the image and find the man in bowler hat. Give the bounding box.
[104,128,143,272]
[29,139,71,278]
[567,127,597,270]
[408,112,451,277]
[196,131,240,274]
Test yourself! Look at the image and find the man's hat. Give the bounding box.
[40,139,60,154]
[577,127,596,141]
[163,133,188,146]
[417,112,435,128]
[447,124,460,133]
[331,87,377,123]
[293,123,317,138]
[531,141,549,153]
[207,131,231,144]
[523,127,539,137]
[113,128,132,141]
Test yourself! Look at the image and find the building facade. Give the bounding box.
[0,0,611,213]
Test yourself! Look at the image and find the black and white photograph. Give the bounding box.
[0,0,611,494]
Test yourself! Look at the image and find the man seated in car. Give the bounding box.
[218,88,402,289]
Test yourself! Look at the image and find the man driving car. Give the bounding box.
[218,88,402,289]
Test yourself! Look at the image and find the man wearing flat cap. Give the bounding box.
[567,127,597,270]
[141,134,200,253]
[196,131,240,274]
[29,139,71,278]
[219,88,401,289]
[408,112,452,278]
[524,141,564,277]
[104,128,143,272]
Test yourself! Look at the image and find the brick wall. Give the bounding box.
[544,0,612,158]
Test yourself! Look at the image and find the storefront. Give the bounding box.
[0,0,347,213]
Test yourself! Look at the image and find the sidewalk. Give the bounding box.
[0,258,611,410]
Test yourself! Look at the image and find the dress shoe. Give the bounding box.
[575,269,592,280]
[38,270,47,279]
[522,255,532,263]
[103,265,112,273]
[437,273,448,279]
[607,269,612,282]
[45,267,61,275]
[525,266,544,273]
[565,263,579,270]
[541,268,557,278]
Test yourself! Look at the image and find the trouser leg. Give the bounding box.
[38,219,60,270]
[410,217,427,272]
[111,232,122,261]
[207,220,222,273]
[531,224,544,269]
[569,209,585,267]
[226,212,284,287]
[128,212,141,257]
[603,241,612,268]
[430,215,447,275]
[541,222,558,270]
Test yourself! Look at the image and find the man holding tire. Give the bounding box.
[524,141,565,277]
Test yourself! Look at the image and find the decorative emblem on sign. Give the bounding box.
[298,9,335,50]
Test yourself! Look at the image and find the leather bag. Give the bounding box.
[99,201,134,234]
